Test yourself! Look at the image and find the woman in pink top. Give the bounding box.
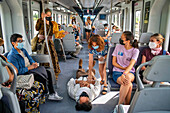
[112,31,139,105]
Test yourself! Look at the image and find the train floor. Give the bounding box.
[40,43,119,113]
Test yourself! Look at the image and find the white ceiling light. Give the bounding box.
[75,0,82,10]
[61,7,65,10]
[56,7,60,10]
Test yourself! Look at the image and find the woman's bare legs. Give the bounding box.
[117,73,134,105]
[99,64,104,81]
[86,32,89,42]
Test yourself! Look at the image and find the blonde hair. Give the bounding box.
[151,33,164,45]
[88,35,105,51]
[0,38,4,46]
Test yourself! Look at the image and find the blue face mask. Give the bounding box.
[92,45,99,49]
[17,42,24,49]
[105,29,108,32]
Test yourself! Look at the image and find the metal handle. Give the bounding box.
[136,61,150,91]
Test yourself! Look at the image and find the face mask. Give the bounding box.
[80,92,89,98]
[92,45,99,49]
[119,38,125,45]
[46,17,51,21]
[0,46,3,54]
[149,42,157,49]
[17,42,24,49]
[105,29,108,32]
[104,39,108,42]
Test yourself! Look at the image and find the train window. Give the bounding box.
[33,10,39,37]
[114,14,118,26]
[135,10,141,40]
[63,15,67,24]
[143,1,150,32]
[58,14,62,24]
[53,14,55,21]
[120,9,124,31]
[22,2,30,43]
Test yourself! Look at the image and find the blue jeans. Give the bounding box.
[112,71,135,83]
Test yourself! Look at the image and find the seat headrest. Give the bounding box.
[143,55,170,82]
[96,30,105,37]
[0,58,9,84]
[65,27,73,33]
[61,25,65,30]
[111,33,122,44]
[139,33,153,43]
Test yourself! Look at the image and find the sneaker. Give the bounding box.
[70,53,79,58]
[48,93,63,101]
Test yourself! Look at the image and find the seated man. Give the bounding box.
[7,33,63,101]
[70,25,82,58]
[67,59,101,111]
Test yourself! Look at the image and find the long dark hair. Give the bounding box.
[123,31,138,48]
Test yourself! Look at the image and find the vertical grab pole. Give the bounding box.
[109,0,113,37]
[41,0,54,69]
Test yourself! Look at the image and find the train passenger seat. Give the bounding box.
[106,46,137,91]
[117,55,170,113]
[136,33,153,67]
[0,57,21,113]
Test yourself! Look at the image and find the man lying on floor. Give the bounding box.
[67,59,101,111]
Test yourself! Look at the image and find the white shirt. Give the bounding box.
[67,77,101,102]
[19,51,30,67]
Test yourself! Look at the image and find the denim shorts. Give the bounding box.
[112,71,135,83]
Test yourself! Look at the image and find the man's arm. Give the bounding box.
[67,78,80,100]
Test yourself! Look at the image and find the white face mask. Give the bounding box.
[0,46,4,54]
[149,42,157,49]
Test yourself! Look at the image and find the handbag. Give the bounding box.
[16,74,34,89]
[31,34,39,52]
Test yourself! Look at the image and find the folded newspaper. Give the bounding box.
[16,74,34,89]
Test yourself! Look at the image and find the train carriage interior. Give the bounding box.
[0,0,170,113]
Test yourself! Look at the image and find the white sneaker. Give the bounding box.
[48,93,63,101]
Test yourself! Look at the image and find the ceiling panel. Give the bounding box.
[80,0,95,8]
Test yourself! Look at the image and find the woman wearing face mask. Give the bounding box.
[141,33,169,84]
[85,16,92,42]
[71,17,76,25]
[35,8,68,80]
[88,35,108,95]
[112,31,139,105]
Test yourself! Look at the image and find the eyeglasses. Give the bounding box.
[16,40,25,43]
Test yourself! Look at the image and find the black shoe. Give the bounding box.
[70,54,79,58]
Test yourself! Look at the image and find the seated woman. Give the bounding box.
[112,31,139,105]
[67,59,101,111]
[141,33,170,84]
[7,33,63,101]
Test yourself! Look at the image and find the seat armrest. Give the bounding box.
[30,54,50,63]
[118,104,130,113]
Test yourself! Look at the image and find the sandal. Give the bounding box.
[100,80,104,85]
[101,85,108,95]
